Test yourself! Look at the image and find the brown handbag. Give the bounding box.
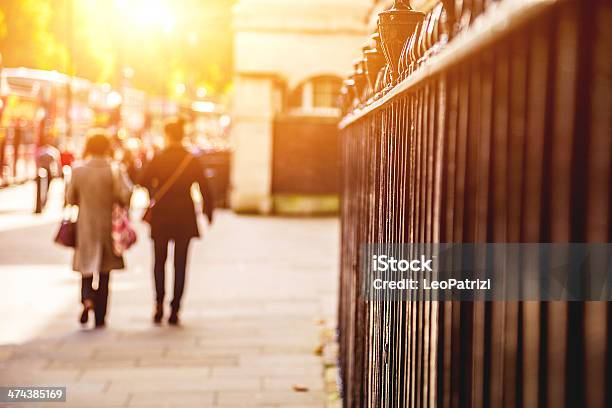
[54,206,77,247]
[54,218,77,247]
[142,155,192,224]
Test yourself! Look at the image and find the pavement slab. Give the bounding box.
[0,182,338,408]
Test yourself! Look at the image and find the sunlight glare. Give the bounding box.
[115,0,174,31]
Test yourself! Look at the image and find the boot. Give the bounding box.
[80,299,94,325]
[153,302,164,324]
[168,308,179,326]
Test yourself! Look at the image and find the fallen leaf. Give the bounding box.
[292,384,309,392]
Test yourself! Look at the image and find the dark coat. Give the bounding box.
[139,145,214,240]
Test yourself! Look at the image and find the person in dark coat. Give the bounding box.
[35,127,60,213]
[139,118,214,325]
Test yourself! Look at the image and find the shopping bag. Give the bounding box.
[112,205,137,255]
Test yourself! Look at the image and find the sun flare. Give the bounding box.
[114,0,174,31]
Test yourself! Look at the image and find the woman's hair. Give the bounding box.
[83,129,112,157]
[164,117,185,142]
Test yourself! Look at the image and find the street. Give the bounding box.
[0,181,339,407]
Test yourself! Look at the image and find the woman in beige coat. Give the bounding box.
[66,130,132,328]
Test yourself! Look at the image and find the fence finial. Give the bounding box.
[377,1,425,82]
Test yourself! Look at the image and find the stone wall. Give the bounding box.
[230,0,370,213]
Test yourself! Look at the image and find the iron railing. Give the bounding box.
[338,0,611,407]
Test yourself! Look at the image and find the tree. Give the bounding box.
[0,0,235,97]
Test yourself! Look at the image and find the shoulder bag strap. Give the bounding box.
[110,162,128,206]
[150,154,193,204]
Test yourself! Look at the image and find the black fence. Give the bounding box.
[338,1,611,407]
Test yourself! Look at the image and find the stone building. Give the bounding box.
[230,0,371,214]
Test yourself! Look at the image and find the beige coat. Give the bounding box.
[66,157,132,276]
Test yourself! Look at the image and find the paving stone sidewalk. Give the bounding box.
[0,208,339,408]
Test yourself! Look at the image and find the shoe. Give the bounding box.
[94,321,106,329]
[168,310,179,326]
[153,302,163,324]
[80,300,94,325]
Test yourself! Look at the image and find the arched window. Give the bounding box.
[287,76,343,116]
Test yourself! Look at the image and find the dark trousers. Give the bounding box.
[81,273,110,323]
[153,238,191,311]
[34,167,52,213]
